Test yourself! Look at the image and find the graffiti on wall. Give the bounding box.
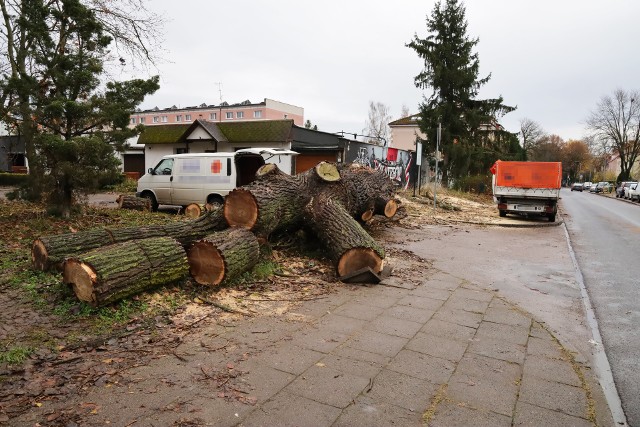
[344,143,415,189]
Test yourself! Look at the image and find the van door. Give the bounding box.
[150,158,174,204]
[171,157,205,205]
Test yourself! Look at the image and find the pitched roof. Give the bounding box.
[137,124,191,144]
[182,119,228,142]
[388,114,420,126]
[217,120,293,143]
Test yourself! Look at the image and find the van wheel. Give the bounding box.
[206,194,224,208]
[548,213,556,222]
[141,192,158,212]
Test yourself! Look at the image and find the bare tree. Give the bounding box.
[400,104,410,118]
[363,101,391,146]
[586,89,640,181]
[519,118,545,159]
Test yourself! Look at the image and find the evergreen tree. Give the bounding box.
[407,0,516,185]
[0,0,159,216]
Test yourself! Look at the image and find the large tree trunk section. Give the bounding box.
[117,195,151,211]
[62,237,188,307]
[184,203,203,218]
[304,194,385,277]
[375,197,399,218]
[223,163,339,237]
[338,164,398,219]
[32,208,227,271]
[188,228,260,286]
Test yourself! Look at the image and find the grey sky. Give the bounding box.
[129,0,640,142]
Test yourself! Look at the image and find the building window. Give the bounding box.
[153,116,159,123]
[161,116,168,123]
[176,115,182,122]
[176,148,188,154]
[253,110,262,118]
[130,118,136,124]
[236,111,244,119]
[140,117,145,123]
[210,112,217,120]
[185,114,191,121]
[226,112,233,119]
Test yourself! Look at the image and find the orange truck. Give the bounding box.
[490,161,562,222]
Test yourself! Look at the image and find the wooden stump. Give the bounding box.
[62,236,188,307]
[187,228,260,286]
[117,194,151,211]
[304,194,385,277]
[184,203,203,218]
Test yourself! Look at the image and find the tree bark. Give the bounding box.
[304,194,385,277]
[32,207,227,271]
[117,194,151,211]
[188,228,260,286]
[338,163,399,219]
[62,236,188,307]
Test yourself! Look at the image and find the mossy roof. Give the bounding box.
[137,124,191,144]
[218,120,293,143]
[388,114,420,126]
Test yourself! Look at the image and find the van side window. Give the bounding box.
[154,158,174,175]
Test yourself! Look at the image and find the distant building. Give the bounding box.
[129,98,304,127]
[388,114,426,152]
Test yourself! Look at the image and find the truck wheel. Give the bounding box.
[206,194,224,207]
[548,213,556,222]
[141,192,158,212]
[499,210,506,217]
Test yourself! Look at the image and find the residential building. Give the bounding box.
[129,98,304,127]
[388,114,426,152]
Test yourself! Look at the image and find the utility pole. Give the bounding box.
[434,122,441,211]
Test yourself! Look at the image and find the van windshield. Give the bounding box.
[154,158,174,175]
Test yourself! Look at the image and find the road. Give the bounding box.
[560,188,640,427]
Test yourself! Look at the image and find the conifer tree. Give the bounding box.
[407,0,518,184]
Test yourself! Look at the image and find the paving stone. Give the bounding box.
[351,293,403,309]
[406,332,469,362]
[529,322,551,339]
[332,301,386,321]
[240,390,341,427]
[289,327,349,353]
[468,336,526,364]
[432,308,483,328]
[455,353,521,385]
[526,337,565,359]
[385,304,436,323]
[442,296,491,314]
[410,286,455,301]
[518,375,589,419]
[421,276,461,290]
[483,306,532,328]
[289,300,339,319]
[143,396,255,427]
[346,329,409,358]
[365,315,423,338]
[513,401,592,427]
[421,318,477,342]
[397,294,445,311]
[429,401,512,427]
[379,276,416,289]
[453,287,494,302]
[233,361,296,402]
[488,298,511,309]
[447,371,518,416]
[253,343,324,375]
[230,317,302,346]
[475,321,530,346]
[332,345,391,366]
[285,364,370,408]
[386,349,455,384]
[523,354,581,387]
[314,313,367,335]
[319,353,385,379]
[366,369,439,412]
[333,395,422,427]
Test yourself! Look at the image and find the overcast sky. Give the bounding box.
[126,0,640,142]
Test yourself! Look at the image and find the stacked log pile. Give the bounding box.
[33,162,400,306]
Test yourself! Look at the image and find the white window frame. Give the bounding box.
[161,116,168,123]
[176,115,182,122]
[153,116,159,123]
[210,112,217,120]
[236,111,244,119]
[140,117,145,123]
[130,117,136,124]
[253,110,262,118]
[185,114,192,121]
[226,112,233,119]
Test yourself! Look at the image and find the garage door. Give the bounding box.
[295,152,338,174]
[123,154,146,175]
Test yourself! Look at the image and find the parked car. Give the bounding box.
[583,181,592,190]
[622,182,637,199]
[595,182,609,193]
[628,182,640,201]
[571,183,583,191]
[616,181,631,198]
[589,183,598,192]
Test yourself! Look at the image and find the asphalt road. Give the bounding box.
[560,188,640,426]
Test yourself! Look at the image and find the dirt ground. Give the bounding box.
[0,188,518,425]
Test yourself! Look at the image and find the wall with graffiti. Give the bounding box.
[344,142,416,190]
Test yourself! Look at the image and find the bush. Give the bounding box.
[0,172,29,186]
[453,174,492,194]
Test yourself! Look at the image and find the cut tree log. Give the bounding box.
[223,162,340,236]
[304,194,385,277]
[62,236,188,307]
[117,194,151,211]
[184,203,203,218]
[33,207,227,271]
[338,163,399,219]
[187,228,260,286]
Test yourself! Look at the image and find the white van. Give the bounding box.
[136,148,297,210]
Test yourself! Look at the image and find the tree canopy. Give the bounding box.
[0,0,160,216]
[407,0,519,184]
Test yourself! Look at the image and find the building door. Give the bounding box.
[295,152,338,174]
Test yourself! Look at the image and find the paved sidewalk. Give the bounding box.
[16,270,607,427]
